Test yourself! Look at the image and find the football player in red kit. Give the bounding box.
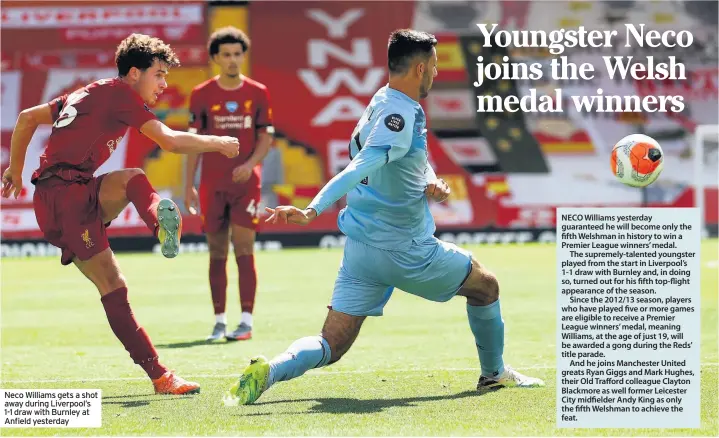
[184,27,274,342]
[1,34,239,395]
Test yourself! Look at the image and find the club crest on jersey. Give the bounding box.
[384,114,405,132]
[226,101,239,113]
[82,229,94,249]
[244,100,252,111]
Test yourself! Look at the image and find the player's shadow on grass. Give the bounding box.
[103,394,195,409]
[154,339,226,349]
[237,390,480,415]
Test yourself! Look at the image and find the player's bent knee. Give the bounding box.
[127,168,144,177]
[319,310,365,365]
[122,168,145,183]
[93,270,128,297]
[459,257,499,306]
[103,274,128,296]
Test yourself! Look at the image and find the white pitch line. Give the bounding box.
[2,363,717,384]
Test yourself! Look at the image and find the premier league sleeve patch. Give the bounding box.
[384,114,405,132]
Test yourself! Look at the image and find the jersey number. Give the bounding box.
[347,129,368,185]
[53,91,89,129]
[348,106,374,186]
[246,199,259,217]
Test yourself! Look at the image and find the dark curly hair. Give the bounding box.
[115,33,181,77]
[208,26,251,57]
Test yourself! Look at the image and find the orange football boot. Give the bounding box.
[152,371,200,395]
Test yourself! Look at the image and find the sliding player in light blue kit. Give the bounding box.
[224,29,544,406]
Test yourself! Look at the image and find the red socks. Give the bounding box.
[126,173,161,236]
[236,255,257,313]
[210,258,228,315]
[100,287,168,380]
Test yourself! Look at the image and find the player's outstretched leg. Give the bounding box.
[75,248,200,395]
[126,171,182,258]
[156,198,182,258]
[457,258,544,392]
[99,169,182,258]
[224,335,330,406]
[224,310,364,405]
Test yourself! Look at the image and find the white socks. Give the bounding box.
[215,312,252,326]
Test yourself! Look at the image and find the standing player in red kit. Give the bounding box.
[1,34,240,395]
[184,27,274,342]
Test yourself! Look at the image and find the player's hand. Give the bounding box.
[1,168,23,199]
[264,206,317,226]
[425,178,450,203]
[217,136,240,158]
[232,163,253,183]
[184,186,200,215]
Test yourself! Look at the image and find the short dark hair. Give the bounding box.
[208,26,251,57]
[387,29,437,75]
[115,33,180,77]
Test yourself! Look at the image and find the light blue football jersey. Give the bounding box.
[334,85,435,251]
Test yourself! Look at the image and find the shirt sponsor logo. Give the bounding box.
[226,101,238,113]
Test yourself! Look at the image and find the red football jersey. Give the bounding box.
[31,78,157,184]
[188,75,273,189]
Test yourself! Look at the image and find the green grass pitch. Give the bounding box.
[1,241,717,436]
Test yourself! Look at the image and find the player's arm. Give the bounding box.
[265,146,392,225]
[2,98,62,199]
[115,87,239,158]
[306,146,392,215]
[233,87,275,183]
[184,152,201,215]
[184,90,205,214]
[265,109,414,225]
[246,87,275,168]
[306,111,414,216]
[241,130,273,168]
[185,153,201,188]
[139,120,238,157]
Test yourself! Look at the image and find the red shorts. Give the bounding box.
[199,182,261,233]
[33,175,110,265]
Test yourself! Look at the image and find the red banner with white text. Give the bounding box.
[0,1,211,240]
[248,1,506,231]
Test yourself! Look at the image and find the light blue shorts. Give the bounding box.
[330,236,473,317]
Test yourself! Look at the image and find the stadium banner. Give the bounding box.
[0,0,213,243]
[458,35,550,173]
[249,0,415,181]
[247,0,507,228]
[2,0,717,245]
[1,1,207,52]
